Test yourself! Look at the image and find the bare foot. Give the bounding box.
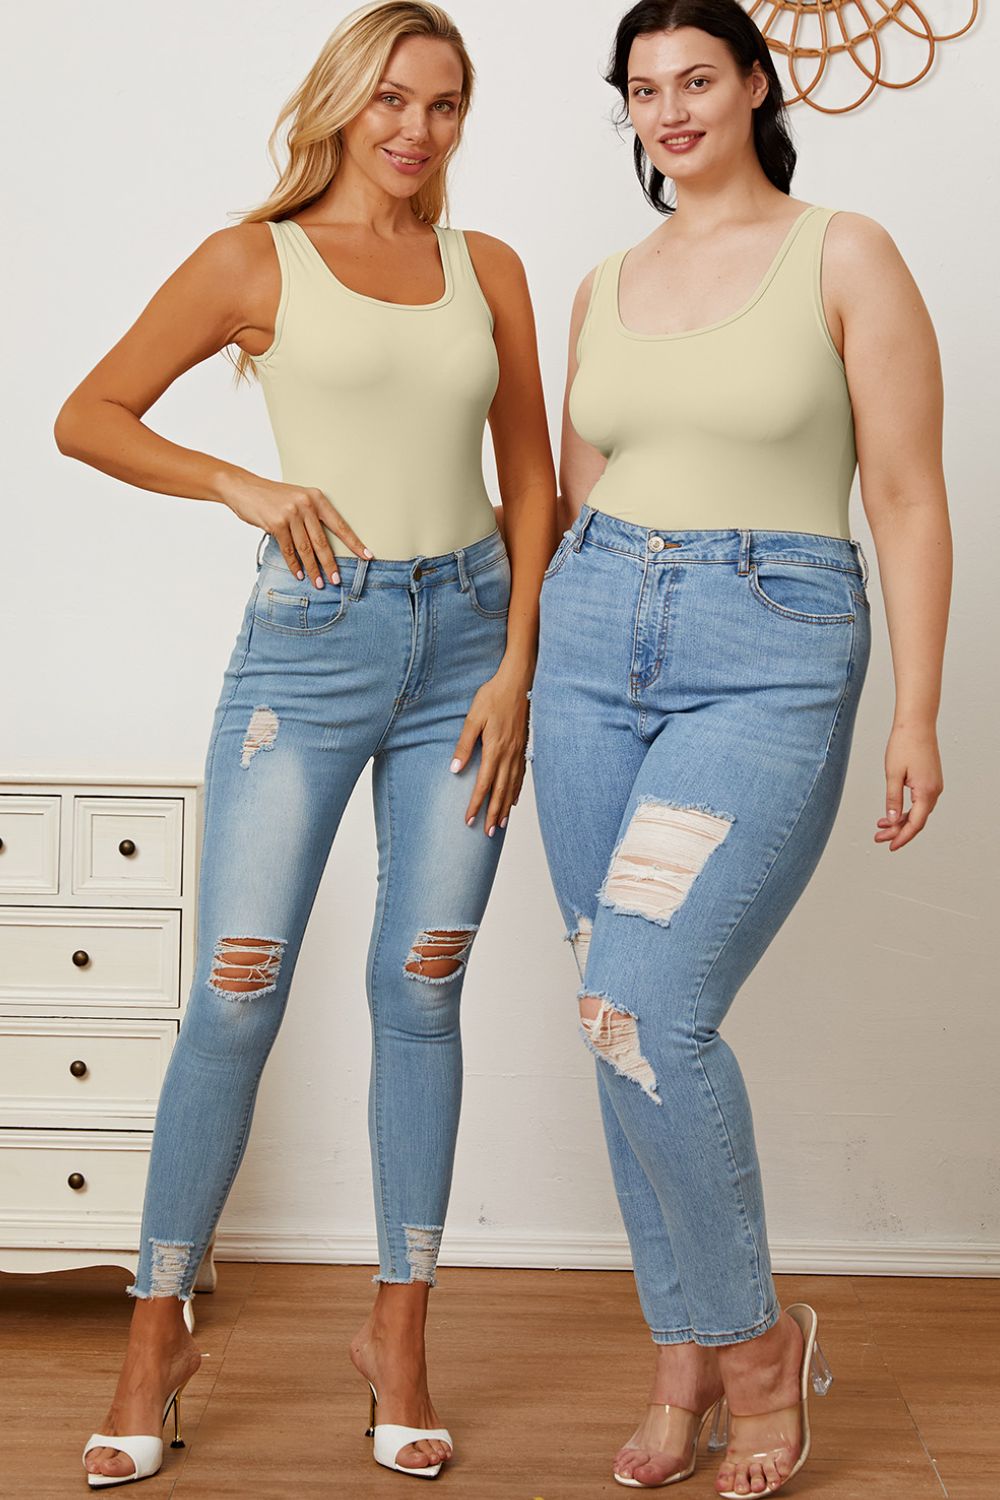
[713,1311,804,1496]
[612,1340,725,1487]
[350,1284,451,1472]
[83,1300,203,1481]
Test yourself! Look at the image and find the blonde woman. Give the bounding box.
[57,2,555,1485]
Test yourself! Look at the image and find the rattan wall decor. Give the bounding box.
[744,0,979,112]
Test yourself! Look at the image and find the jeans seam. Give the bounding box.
[368,751,396,1279]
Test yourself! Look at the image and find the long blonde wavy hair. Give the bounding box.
[227,1,475,384]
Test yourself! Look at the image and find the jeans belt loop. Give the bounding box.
[255,530,269,570]
[574,505,595,551]
[455,546,471,594]
[737,529,752,576]
[851,538,870,587]
[349,557,369,601]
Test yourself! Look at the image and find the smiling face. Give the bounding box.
[626,26,767,181]
[339,34,465,199]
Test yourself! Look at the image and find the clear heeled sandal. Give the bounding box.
[714,1302,834,1500]
[613,1393,730,1488]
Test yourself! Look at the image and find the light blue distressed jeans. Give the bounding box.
[129,527,511,1301]
[529,504,871,1345]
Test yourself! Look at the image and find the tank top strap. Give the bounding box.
[763,204,845,362]
[576,250,627,362]
[445,226,496,330]
[265,217,333,294]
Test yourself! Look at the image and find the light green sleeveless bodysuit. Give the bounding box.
[253,219,500,559]
[568,204,856,539]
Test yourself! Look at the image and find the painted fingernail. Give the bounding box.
[466,817,475,827]
[488,825,496,837]
[450,758,462,773]
[363,548,375,559]
[315,575,324,588]
[296,569,304,580]
[500,816,508,828]
[888,809,898,819]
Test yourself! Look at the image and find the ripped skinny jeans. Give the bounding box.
[529,504,871,1344]
[129,527,511,1301]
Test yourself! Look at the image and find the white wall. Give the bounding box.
[4,1,997,1274]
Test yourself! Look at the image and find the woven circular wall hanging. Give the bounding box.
[744,0,979,112]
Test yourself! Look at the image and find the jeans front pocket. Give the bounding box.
[253,566,347,634]
[542,530,576,582]
[748,560,857,624]
[467,550,511,619]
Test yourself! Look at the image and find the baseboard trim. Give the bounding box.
[213,1230,1000,1277]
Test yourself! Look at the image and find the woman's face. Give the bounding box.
[340,35,465,198]
[626,27,767,183]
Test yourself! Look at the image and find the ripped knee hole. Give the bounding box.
[209,936,286,997]
[578,995,662,1105]
[404,928,478,982]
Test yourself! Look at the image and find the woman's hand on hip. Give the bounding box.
[450,668,530,836]
[221,472,373,586]
[875,723,943,850]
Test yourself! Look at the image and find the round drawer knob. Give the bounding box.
[69,1059,88,1078]
[71,950,90,968]
[118,838,136,857]
[67,1172,86,1190]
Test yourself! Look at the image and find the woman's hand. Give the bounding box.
[449,663,531,836]
[875,723,944,850]
[221,472,372,587]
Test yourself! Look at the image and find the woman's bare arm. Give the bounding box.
[831,211,951,848]
[53,224,370,584]
[448,231,558,831]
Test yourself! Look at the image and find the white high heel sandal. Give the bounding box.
[365,1380,454,1480]
[81,1296,207,1489]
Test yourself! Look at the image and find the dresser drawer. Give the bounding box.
[0,1019,177,1127]
[0,795,61,894]
[0,1130,150,1248]
[73,797,184,897]
[0,908,181,1012]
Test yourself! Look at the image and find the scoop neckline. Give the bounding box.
[613,205,820,342]
[281,218,453,310]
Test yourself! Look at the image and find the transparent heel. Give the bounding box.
[707,1395,730,1452]
[810,1336,834,1395]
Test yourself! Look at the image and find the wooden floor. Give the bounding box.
[2,1263,994,1499]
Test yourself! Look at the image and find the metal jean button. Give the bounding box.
[648,535,666,552]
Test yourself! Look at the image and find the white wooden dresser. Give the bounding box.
[0,776,216,1292]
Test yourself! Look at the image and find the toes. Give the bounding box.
[614,1446,644,1477]
[397,1445,431,1468]
[763,1454,785,1487]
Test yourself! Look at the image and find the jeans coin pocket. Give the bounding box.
[748,561,856,624]
[253,567,347,634]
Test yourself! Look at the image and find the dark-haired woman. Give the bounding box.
[530,2,949,1494]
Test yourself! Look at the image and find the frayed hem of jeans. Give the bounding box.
[126,1284,195,1305]
[649,1304,781,1346]
[370,1272,438,1289]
